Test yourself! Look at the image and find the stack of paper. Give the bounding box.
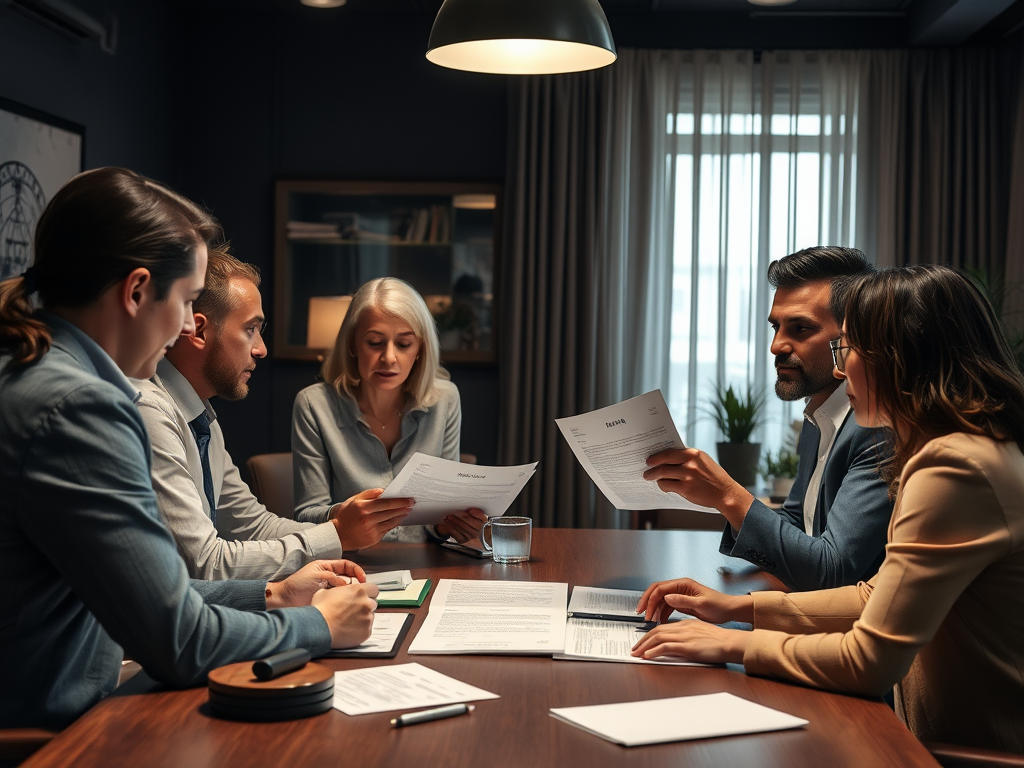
[408,579,568,655]
[328,613,411,658]
[376,579,431,607]
[550,692,808,746]
[557,586,701,666]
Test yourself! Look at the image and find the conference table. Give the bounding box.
[25,529,939,767]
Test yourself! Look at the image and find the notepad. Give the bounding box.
[549,692,808,746]
[327,612,412,658]
[375,579,431,607]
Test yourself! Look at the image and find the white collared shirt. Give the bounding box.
[802,384,852,535]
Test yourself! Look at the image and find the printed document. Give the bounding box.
[549,692,808,746]
[333,612,410,654]
[555,618,707,666]
[555,390,716,512]
[408,578,568,655]
[332,662,498,715]
[380,453,538,526]
[567,586,689,622]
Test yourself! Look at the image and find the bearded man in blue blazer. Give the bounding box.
[644,247,893,591]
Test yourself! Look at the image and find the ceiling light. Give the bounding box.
[300,0,346,7]
[747,0,798,6]
[427,0,617,76]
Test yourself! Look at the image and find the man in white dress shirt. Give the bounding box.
[644,246,894,590]
[134,246,410,580]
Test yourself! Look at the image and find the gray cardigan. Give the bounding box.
[291,380,460,543]
[0,316,330,729]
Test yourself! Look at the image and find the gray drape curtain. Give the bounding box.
[868,48,1023,275]
[500,46,1024,529]
[499,50,681,528]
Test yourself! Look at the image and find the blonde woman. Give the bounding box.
[292,278,486,549]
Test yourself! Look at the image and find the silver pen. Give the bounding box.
[391,703,475,728]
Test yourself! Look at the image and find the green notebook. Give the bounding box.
[376,578,432,607]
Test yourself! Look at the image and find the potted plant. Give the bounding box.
[707,383,765,487]
[761,448,799,501]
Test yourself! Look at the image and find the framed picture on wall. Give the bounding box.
[0,97,85,281]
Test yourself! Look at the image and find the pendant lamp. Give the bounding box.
[426,0,617,76]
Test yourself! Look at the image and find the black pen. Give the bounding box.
[391,703,475,728]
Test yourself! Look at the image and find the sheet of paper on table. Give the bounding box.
[555,618,710,666]
[379,452,538,526]
[332,662,499,715]
[555,390,717,512]
[549,692,809,746]
[408,578,568,655]
[329,612,411,656]
[567,586,687,622]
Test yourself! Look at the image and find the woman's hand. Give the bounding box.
[266,559,367,608]
[435,508,488,543]
[631,619,750,664]
[636,577,754,624]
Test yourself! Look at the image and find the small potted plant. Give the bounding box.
[761,448,800,501]
[707,383,765,487]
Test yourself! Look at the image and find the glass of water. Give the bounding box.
[481,516,532,564]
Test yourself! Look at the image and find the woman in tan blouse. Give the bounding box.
[633,265,1024,754]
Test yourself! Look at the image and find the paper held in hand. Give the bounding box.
[555,390,717,513]
[379,453,538,526]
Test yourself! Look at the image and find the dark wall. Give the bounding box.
[0,1,175,178]
[167,7,508,471]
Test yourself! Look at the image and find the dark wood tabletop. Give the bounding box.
[25,529,938,768]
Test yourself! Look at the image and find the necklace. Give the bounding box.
[364,407,402,431]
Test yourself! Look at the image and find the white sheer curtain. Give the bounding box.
[665,50,872,459]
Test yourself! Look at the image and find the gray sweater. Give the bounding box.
[291,380,460,543]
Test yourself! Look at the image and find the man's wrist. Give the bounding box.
[717,488,755,530]
[728,594,755,624]
[265,581,286,609]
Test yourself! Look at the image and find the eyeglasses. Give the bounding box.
[829,338,851,373]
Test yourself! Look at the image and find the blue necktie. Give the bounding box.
[188,412,217,526]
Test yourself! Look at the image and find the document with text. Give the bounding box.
[555,390,717,512]
[567,586,688,623]
[380,453,538,526]
[408,578,568,655]
[332,662,498,716]
[555,618,708,666]
[328,612,411,657]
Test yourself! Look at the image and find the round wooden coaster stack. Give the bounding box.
[207,661,334,721]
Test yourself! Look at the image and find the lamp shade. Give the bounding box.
[307,296,352,349]
[426,0,617,76]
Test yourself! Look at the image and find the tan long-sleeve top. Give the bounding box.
[743,432,1024,753]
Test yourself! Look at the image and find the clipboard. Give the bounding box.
[326,613,413,659]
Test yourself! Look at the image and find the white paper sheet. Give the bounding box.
[549,692,809,746]
[567,586,688,622]
[333,612,410,654]
[408,579,568,655]
[555,390,717,512]
[332,662,499,715]
[379,452,538,526]
[554,618,708,666]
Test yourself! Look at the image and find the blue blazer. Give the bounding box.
[0,316,330,729]
[720,411,893,591]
